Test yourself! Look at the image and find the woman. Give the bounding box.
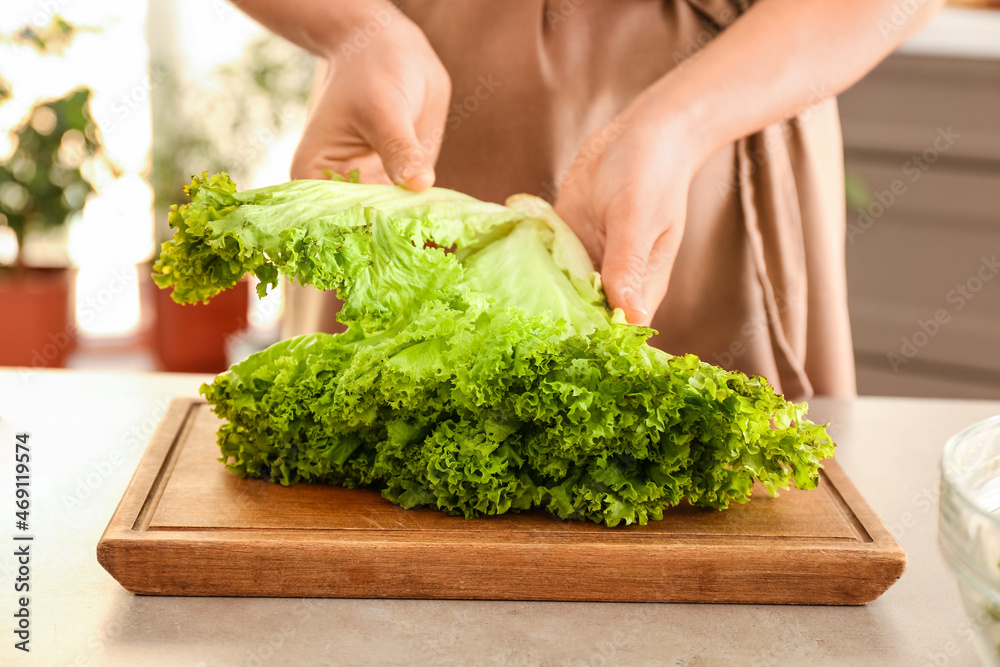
[238,0,943,401]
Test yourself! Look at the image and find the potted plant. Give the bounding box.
[0,16,118,368]
[0,87,108,367]
[147,30,313,372]
[145,57,249,373]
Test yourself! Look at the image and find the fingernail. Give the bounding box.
[400,170,434,192]
[621,287,649,323]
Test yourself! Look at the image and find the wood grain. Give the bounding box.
[98,399,907,603]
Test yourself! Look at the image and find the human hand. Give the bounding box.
[291,10,451,191]
[554,104,700,326]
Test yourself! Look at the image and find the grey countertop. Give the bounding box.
[0,368,997,666]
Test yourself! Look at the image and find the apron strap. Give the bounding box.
[736,127,814,400]
[680,0,814,400]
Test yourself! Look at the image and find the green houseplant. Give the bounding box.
[147,31,313,372]
[0,84,108,367]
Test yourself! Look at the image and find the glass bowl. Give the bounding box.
[940,415,1000,666]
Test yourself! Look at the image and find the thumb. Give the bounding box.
[370,117,436,192]
[600,228,652,326]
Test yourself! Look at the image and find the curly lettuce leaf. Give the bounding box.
[152,173,519,302]
[156,172,835,526]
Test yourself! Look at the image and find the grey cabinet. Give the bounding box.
[839,54,1000,398]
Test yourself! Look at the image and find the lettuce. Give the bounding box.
[153,172,834,526]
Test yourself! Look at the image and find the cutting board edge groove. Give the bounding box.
[132,400,200,531]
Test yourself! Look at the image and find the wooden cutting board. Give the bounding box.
[98,398,906,604]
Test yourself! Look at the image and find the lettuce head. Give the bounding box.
[153,172,834,526]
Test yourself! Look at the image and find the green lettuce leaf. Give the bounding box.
[156,172,835,526]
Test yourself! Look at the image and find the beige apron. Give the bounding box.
[283,0,857,401]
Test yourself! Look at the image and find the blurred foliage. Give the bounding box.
[844,170,870,211]
[0,89,106,265]
[151,33,315,243]
[6,15,98,56]
[0,16,115,269]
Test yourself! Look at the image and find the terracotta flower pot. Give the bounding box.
[152,279,250,373]
[0,268,76,368]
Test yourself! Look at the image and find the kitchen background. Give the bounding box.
[1,0,998,399]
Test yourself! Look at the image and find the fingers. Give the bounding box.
[289,130,338,181]
[371,80,448,190]
[367,112,437,191]
[290,110,434,188]
[290,136,389,183]
[290,63,447,190]
[601,226,653,326]
[600,214,682,327]
[413,72,451,180]
[641,227,683,321]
